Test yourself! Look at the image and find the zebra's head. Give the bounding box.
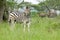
[24,6,30,16]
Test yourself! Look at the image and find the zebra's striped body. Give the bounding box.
[8,12,18,23]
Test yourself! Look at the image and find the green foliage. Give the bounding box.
[18,2,31,8]
[7,0,17,10]
[38,0,60,10]
[31,4,41,11]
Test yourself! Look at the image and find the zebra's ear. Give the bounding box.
[26,6,29,9]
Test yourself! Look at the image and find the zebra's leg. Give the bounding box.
[14,19,16,23]
[27,21,31,32]
[23,21,26,32]
[8,17,11,25]
[10,19,15,31]
[8,19,11,25]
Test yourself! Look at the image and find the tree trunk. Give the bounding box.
[0,0,6,22]
[0,7,5,22]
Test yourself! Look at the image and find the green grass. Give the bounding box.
[0,16,60,40]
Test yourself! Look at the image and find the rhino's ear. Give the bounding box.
[23,12,26,16]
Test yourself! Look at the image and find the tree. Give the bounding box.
[38,0,60,10]
[0,0,6,22]
[31,4,40,11]
[17,2,31,8]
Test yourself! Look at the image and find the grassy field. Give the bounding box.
[0,16,60,40]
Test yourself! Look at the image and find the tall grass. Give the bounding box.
[0,16,60,40]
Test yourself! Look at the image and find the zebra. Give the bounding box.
[8,6,31,31]
[21,6,31,32]
[8,11,18,30]
[16,6,31,32]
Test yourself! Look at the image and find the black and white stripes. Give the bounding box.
[8,12,18,23]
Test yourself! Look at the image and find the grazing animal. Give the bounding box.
[8,11,18,30]
[38,13,47,17]
[48,9,57,18]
